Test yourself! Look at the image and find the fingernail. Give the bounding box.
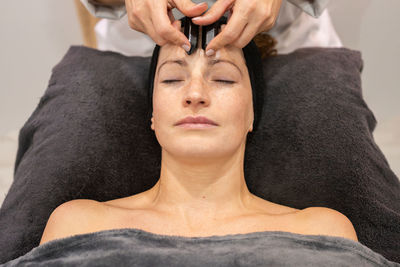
[215,50,220,59]
[206,49,215,56]
[182,44,190,52]
[192,16,201,21]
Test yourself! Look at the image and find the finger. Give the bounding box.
[231,21,260,48]
[152,1,190,47]
[125,0,147,33]
[127,14,146,33]
[191,0,234,25]
[205,8,247,52]
[146,18,169,45]
[173,0,208,17]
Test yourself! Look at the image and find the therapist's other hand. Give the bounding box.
[125,0,208,51]
[191,0,282,55]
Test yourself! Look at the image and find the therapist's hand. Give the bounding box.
[124,0,208,51]
[191,0,282,55]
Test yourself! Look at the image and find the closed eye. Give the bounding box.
[214,80,235,84]
[161,80,235,84]
[162,80,183,84]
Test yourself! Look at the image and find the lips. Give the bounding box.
[175,116,218,126]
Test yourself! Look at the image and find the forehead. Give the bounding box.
[157,43,246,69]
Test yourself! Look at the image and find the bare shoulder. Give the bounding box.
[249,194,300,215]
[39,199,105,246]
[298,207,358,242]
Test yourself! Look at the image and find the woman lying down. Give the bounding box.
[3,20,397,267]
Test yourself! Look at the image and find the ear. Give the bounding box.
[248,116,254,133]
[151,115,155,131]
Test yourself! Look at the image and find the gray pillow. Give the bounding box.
[0,46,399,264]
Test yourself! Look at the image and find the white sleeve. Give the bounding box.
[80,0,127,20]
[286,0,330,18]
[80,0,329,20]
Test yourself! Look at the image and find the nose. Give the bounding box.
[183,77,210,108]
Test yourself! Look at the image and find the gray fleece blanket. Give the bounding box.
[1,228,398,266]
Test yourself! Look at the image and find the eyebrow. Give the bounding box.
[157,58,242,77]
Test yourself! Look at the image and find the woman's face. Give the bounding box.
[151,43,253,160]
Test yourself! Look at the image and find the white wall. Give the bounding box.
[0,0,82,135]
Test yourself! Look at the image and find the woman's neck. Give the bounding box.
[145,144,257,229]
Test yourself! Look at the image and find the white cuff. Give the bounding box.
[80,0,127,20]
[287,0,330,18]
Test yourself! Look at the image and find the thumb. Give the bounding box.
[174,0,208,17]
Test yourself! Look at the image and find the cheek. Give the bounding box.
[152,87,177,127]
[216,88,253,127]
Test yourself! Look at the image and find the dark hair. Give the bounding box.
[146,19,265,133]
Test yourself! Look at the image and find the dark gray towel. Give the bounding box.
[0,46,399,264]
[1,228,399,266]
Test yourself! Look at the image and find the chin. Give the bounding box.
[175,141,218,154]
[164,140,239,160]
[156,127,245,159]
